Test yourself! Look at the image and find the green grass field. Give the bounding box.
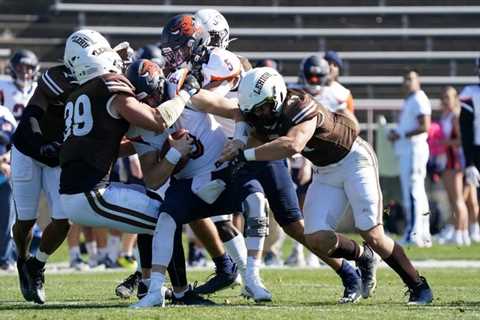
[2,267,480,320]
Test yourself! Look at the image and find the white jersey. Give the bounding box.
[0,78,37,120]
[288,81,353,113]
[459,84,480,146]
[394,90,431,154]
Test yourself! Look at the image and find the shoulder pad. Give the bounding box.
[202,48,241,86]
[283,90,320,126]
[101,73,135,97]
[39,65,77,101]
[166,68,188,98]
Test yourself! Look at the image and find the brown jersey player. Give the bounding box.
[11,63,77,305]
[221,67,433,305]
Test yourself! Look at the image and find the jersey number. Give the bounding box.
[64,94,93,140]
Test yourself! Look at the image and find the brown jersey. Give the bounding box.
[38,65,77,143]
[256,89,358,167]
[59,73,135,194]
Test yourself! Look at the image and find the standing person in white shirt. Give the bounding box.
[388,69,432,247]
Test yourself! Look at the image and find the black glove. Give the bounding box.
[181,74,201,97]
[39,141,62,159]
[226,151,247,180]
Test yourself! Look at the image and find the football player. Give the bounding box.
[197,9,369,303]
[157,13,271,302]
[0,49,39,120]
[221,67,434,305]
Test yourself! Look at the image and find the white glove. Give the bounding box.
[465,165,480,187]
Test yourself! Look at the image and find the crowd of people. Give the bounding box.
[5,7,480,308]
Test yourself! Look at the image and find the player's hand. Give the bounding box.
[181,74,201,97]
[39,141,62,159]
[0,162,10,178]
[387,129,401,142]
[113,41,135,65]
[465,165,480,187]
[218,139,246,164]
[168,134,193,157]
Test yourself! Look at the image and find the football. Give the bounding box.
[158,128,190,174]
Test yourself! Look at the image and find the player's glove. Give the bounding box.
[181,74,201,97]
[225,150,248,180]
[465,165,480,187]
[39,141,62,159]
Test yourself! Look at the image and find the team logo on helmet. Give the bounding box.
[171,15,197,37]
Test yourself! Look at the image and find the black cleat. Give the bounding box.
[407,276,433,305]
[25,257,46,304]
[338,268,363,304]
[172,285,216,306]
[137,280,150,300]
[193,264,238,295]
[356,243,378,298]
[115,271,141,299]
[16,257,33,302]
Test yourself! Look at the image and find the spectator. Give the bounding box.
[388,69,432,247]
[433,86,470,245]
[324,50,355,114]
[0,105,16,270]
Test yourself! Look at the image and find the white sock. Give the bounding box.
[107,235,121,261]
[463,230,471,245]
[469,223,480,236]
[246,256,261,280]
[69,246,81,261]
[133,247,142,272]
[454,230,464,245]
[85,241,97,260]
[245,236,265,253]
[149,272,165,293]
[98,247,109,261]
[35,250,50,263]
[224,234,248,279]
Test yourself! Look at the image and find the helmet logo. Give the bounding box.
[253,72,273,94]
[172,15,197,37]
[140,60,161,87]
[71,35,92,49]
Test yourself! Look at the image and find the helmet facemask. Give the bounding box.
[243,96,282,131]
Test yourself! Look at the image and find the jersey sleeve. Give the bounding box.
[126,126,168,156]
[201,48,241,87]
[38,66,76,103]
[415,92,431,116]
[102,74,135,97]
[166,68,189,98]
[283,90,320,126]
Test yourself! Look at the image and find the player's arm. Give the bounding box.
[240,116,317,161]
[118,138,136,157]
[405,114,430,138]
[138,135,192,189]
[112,91,191,133]
[190,88,242,120]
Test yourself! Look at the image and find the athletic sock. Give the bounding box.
[330,234,361,260]
[383,242,421,289]
[149,272,165,293]
[224,234,247,278]
[69,246,81,261]
[336,260,360,284]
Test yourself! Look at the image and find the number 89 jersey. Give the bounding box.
[60,73,135,194]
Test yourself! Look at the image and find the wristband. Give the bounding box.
[243,148,256,161]
[234,121,249,145]
[165,147,182,165]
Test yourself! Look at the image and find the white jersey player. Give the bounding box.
[0,50,39,120]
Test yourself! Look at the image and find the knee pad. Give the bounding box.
[243,192,269,237]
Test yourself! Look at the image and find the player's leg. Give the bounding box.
[190,217,239,295]
[117,233,138,270]
[350,139,432,305]
[10,147,42,302]
[302,180,364,304]
[67,224,88,270]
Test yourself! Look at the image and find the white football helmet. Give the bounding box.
[63,29,123,84]
[238,67,287,129]
[194,9,230,49]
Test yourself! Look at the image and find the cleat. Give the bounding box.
[137,279,150,300]
[130,287,166,308]
[356,244,378,298]
[70,257,89,271]
[97,256,118,269]
[263,251,283,267]
[16,257,33,302]
[117,255,138,270]
[171,285,216,305]
[306,253,321,268]
[407,276,433,305]
[242,275,272,302]
[25,258,46,305]
[115,271,141,299]
[285,251,306,267]
[194,264,238,295]
[338,268,362,304]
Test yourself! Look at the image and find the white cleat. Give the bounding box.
[242,279,272,302]
[233,274,243,288]
[129,287,166,309]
